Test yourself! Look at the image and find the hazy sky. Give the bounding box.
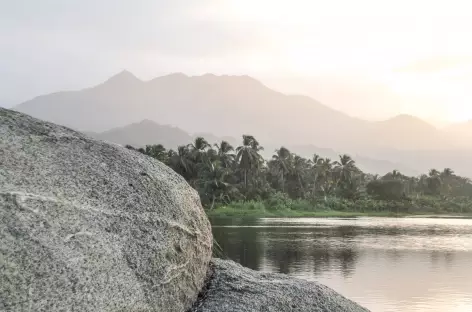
[1,0,472,123]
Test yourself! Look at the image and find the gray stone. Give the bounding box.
[0,108,212,312]
[191,259,370,312]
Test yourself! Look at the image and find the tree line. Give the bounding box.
[126,135,472,211]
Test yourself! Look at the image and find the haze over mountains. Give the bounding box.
[87,119,417,176]
[14,71,472,177]
[445,120,472,145]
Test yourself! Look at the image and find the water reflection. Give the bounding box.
[212,217,472,312]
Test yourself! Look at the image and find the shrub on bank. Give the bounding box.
[208,195,472,218]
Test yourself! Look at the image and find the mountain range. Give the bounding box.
[13,71,472,177]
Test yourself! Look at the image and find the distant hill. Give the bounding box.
[86,119,417,176]
[87,119,193,148]
[281,144,420,176]
[368,148,472,179]
[371,114,452,150]
[87,119,239,150]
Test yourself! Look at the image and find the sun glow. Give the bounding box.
[212,0,472,122]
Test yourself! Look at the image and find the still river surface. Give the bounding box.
[211,217,472,312]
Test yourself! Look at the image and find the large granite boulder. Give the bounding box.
[191,259,369,312]
[0,108,212,312]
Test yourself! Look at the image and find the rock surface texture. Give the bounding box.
[191,259,370,312]
[0,108,212,312]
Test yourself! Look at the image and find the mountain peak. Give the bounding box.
[378,114,438,133]
[147,73,265,90]
[389,114,421,121]
[103,70,141,86]
[148,72,188,83]
[382,114,434,127]
[137,119,159,126]
[166,72,188,78]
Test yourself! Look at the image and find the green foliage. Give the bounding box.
[208,202,410,218]
[265,192,292,210]
[367,179,405,200]
[126,134,472,216]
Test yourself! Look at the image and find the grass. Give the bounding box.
[206,206,404,218]
[206,197,472,219]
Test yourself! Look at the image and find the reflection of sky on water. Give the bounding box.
[212,217,472,312]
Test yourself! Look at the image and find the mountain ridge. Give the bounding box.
[13,71,471,133]
[14,71,363,146]
[13,70,472,177]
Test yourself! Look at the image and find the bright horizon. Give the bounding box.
[1,0,472,123]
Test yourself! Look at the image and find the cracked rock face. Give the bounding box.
[0,108,212,312]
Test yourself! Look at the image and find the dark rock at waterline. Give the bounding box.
[0,108,212,312]
[191,259,370,312]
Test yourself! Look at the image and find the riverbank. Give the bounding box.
[207,206,404,218]
[206,198,472,218]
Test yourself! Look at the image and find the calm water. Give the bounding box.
[212,217,472,312]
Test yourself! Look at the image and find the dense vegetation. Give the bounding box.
[126,135,472,216]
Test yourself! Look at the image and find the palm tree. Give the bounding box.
[292,154,309,197]
[442,168,454,177]
[214,140,235,169]
[248,137,265,189]
[318,158,334,199]
[145,144,167,162]
[199,160,230,210]
[188,137,211,163]
[272,147,292,192]
[205,147,218,163]
[334,154,358,184]
[406,176,418,197]
[168,145,194,180]
[427,169,442,195]
[429,168,440,177]
[319,158,333,178]
[189,136,211,151]
[391,170,402,180]
[310,154,322,198]
[249,136,264,153]
[441,168,455,196]
[417,174,428,195]
[236,135,263,189]
[166,148,177,159]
